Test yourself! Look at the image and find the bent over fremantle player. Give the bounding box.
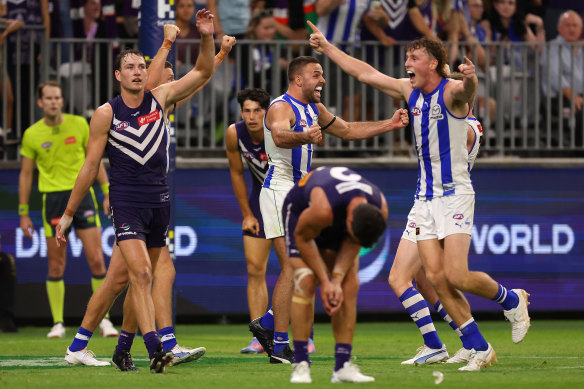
[56,9,217,374]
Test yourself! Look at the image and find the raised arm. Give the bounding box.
[145,24,181,91]
[154,9,216,108]
[225,124,259,236]
[55,104,112,245]
[447,56,478,115]
[266,102,322,148]
[316,103,409,140]
[308,20,408,100]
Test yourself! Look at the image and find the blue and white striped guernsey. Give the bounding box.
[263,93,319,190]
[408,78,473,200]
[316,0,369,46]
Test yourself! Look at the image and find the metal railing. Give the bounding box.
[1,26,583,161]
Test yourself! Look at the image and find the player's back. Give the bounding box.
[106,91,170,208]
[263,93,319,190]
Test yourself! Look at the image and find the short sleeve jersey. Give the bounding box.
[20,114,89,193]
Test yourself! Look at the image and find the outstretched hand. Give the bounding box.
[458,56,475,79]
[196,8,214,37]
[307,21,329,53]
[220,35,236,54]
[391,108,409,129]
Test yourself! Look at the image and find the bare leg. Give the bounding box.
[272,236,293,334]
[243,236,271,320]
[76,227,106,276]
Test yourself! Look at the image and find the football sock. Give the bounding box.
[460,318,488,351]
[399,287,442,349]
[309,327,314,341]
[492,284,519,311]
[260,307,274,331]
[46,277,65,324]
[143,331,160,359]
[69,327,93,352]
[433,301,472,349]
[334,343,352,372]
[160,326,178,352]
[90,274,108,319]
[273,331,289,355]
[293,340,309,364]
[115,330,135,354]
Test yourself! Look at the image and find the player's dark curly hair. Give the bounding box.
[237,88,271,110]
[351,203,387,248]
[287,56,320,82]
[114,48,145,71]
[405,38,448,79]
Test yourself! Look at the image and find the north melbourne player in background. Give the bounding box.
[18,81,117,340]
[286,166,387,383]
[56,9,217,374]
[61,24,235,370]
[310,25,530,371]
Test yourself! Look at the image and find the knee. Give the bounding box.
[387,268,410,295]
[246,259,267,279]
[130,267,153,287]
[445,269,467,290]
[293,267,316,299]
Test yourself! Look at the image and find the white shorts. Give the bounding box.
[259,186,291,239]
[414,194,475,241]
[401,204,417,243]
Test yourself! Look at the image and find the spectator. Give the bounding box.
[115,0,140,38]
[540,10,583,146]
[0,15,23,140]
[175,0,201,74]
[241,8,286,94]
[207,0,251,40]
[487,0,545,51]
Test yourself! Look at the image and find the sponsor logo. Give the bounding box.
[453,213,464,220]
[83,210,94,218]
[117,231,137,236]
[64,136,77,145]
[299,119,307,127]
[408,222,416,228]
[138,110,161,126]
[443,183,456,192]
[430,104,444,120]
[42,142,52,149]
[411,107,422,116]
[259,153,268,162]
[477,123,483,134]
[120,223,130,230]
[50,217,61,226]
[116,121,130,131]
[160,192,170,202]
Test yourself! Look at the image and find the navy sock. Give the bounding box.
[69,327,93,352]
[334,343,352,372]
[460,319,488,351]
[160,326,177,352]
[260,307,274,331]
[492,284,519,311]
[293,340,309,364]
[399,287,442,349]
[433,301,458,331]
[310,327,314,341]
[143,331,160,359]
[115,330,135,354]
[273,331,289,355]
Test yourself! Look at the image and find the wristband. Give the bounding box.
[64,208,75,217]
[161,38,173,50]
[18,204,29,216]
[216,50,227,62]
[332,271,344,282]
[101,183,110,195]
[321,115,336,132]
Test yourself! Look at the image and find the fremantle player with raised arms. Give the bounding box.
[310,24,531,371]
[286,167,387,383]
[55,9,217,374]
[249,56,409,364]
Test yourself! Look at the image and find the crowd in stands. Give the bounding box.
[0,0,583,155]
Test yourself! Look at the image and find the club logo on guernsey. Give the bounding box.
[411,107,422,116]
[115,121,130,131]
[430,105,444,120]
[138,110,161,126]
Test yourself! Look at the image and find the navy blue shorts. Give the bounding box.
[283,196,345,258]
[110,205,170,248]
[243,185,266,239]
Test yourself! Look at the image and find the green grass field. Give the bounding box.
[1,320,583,388]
